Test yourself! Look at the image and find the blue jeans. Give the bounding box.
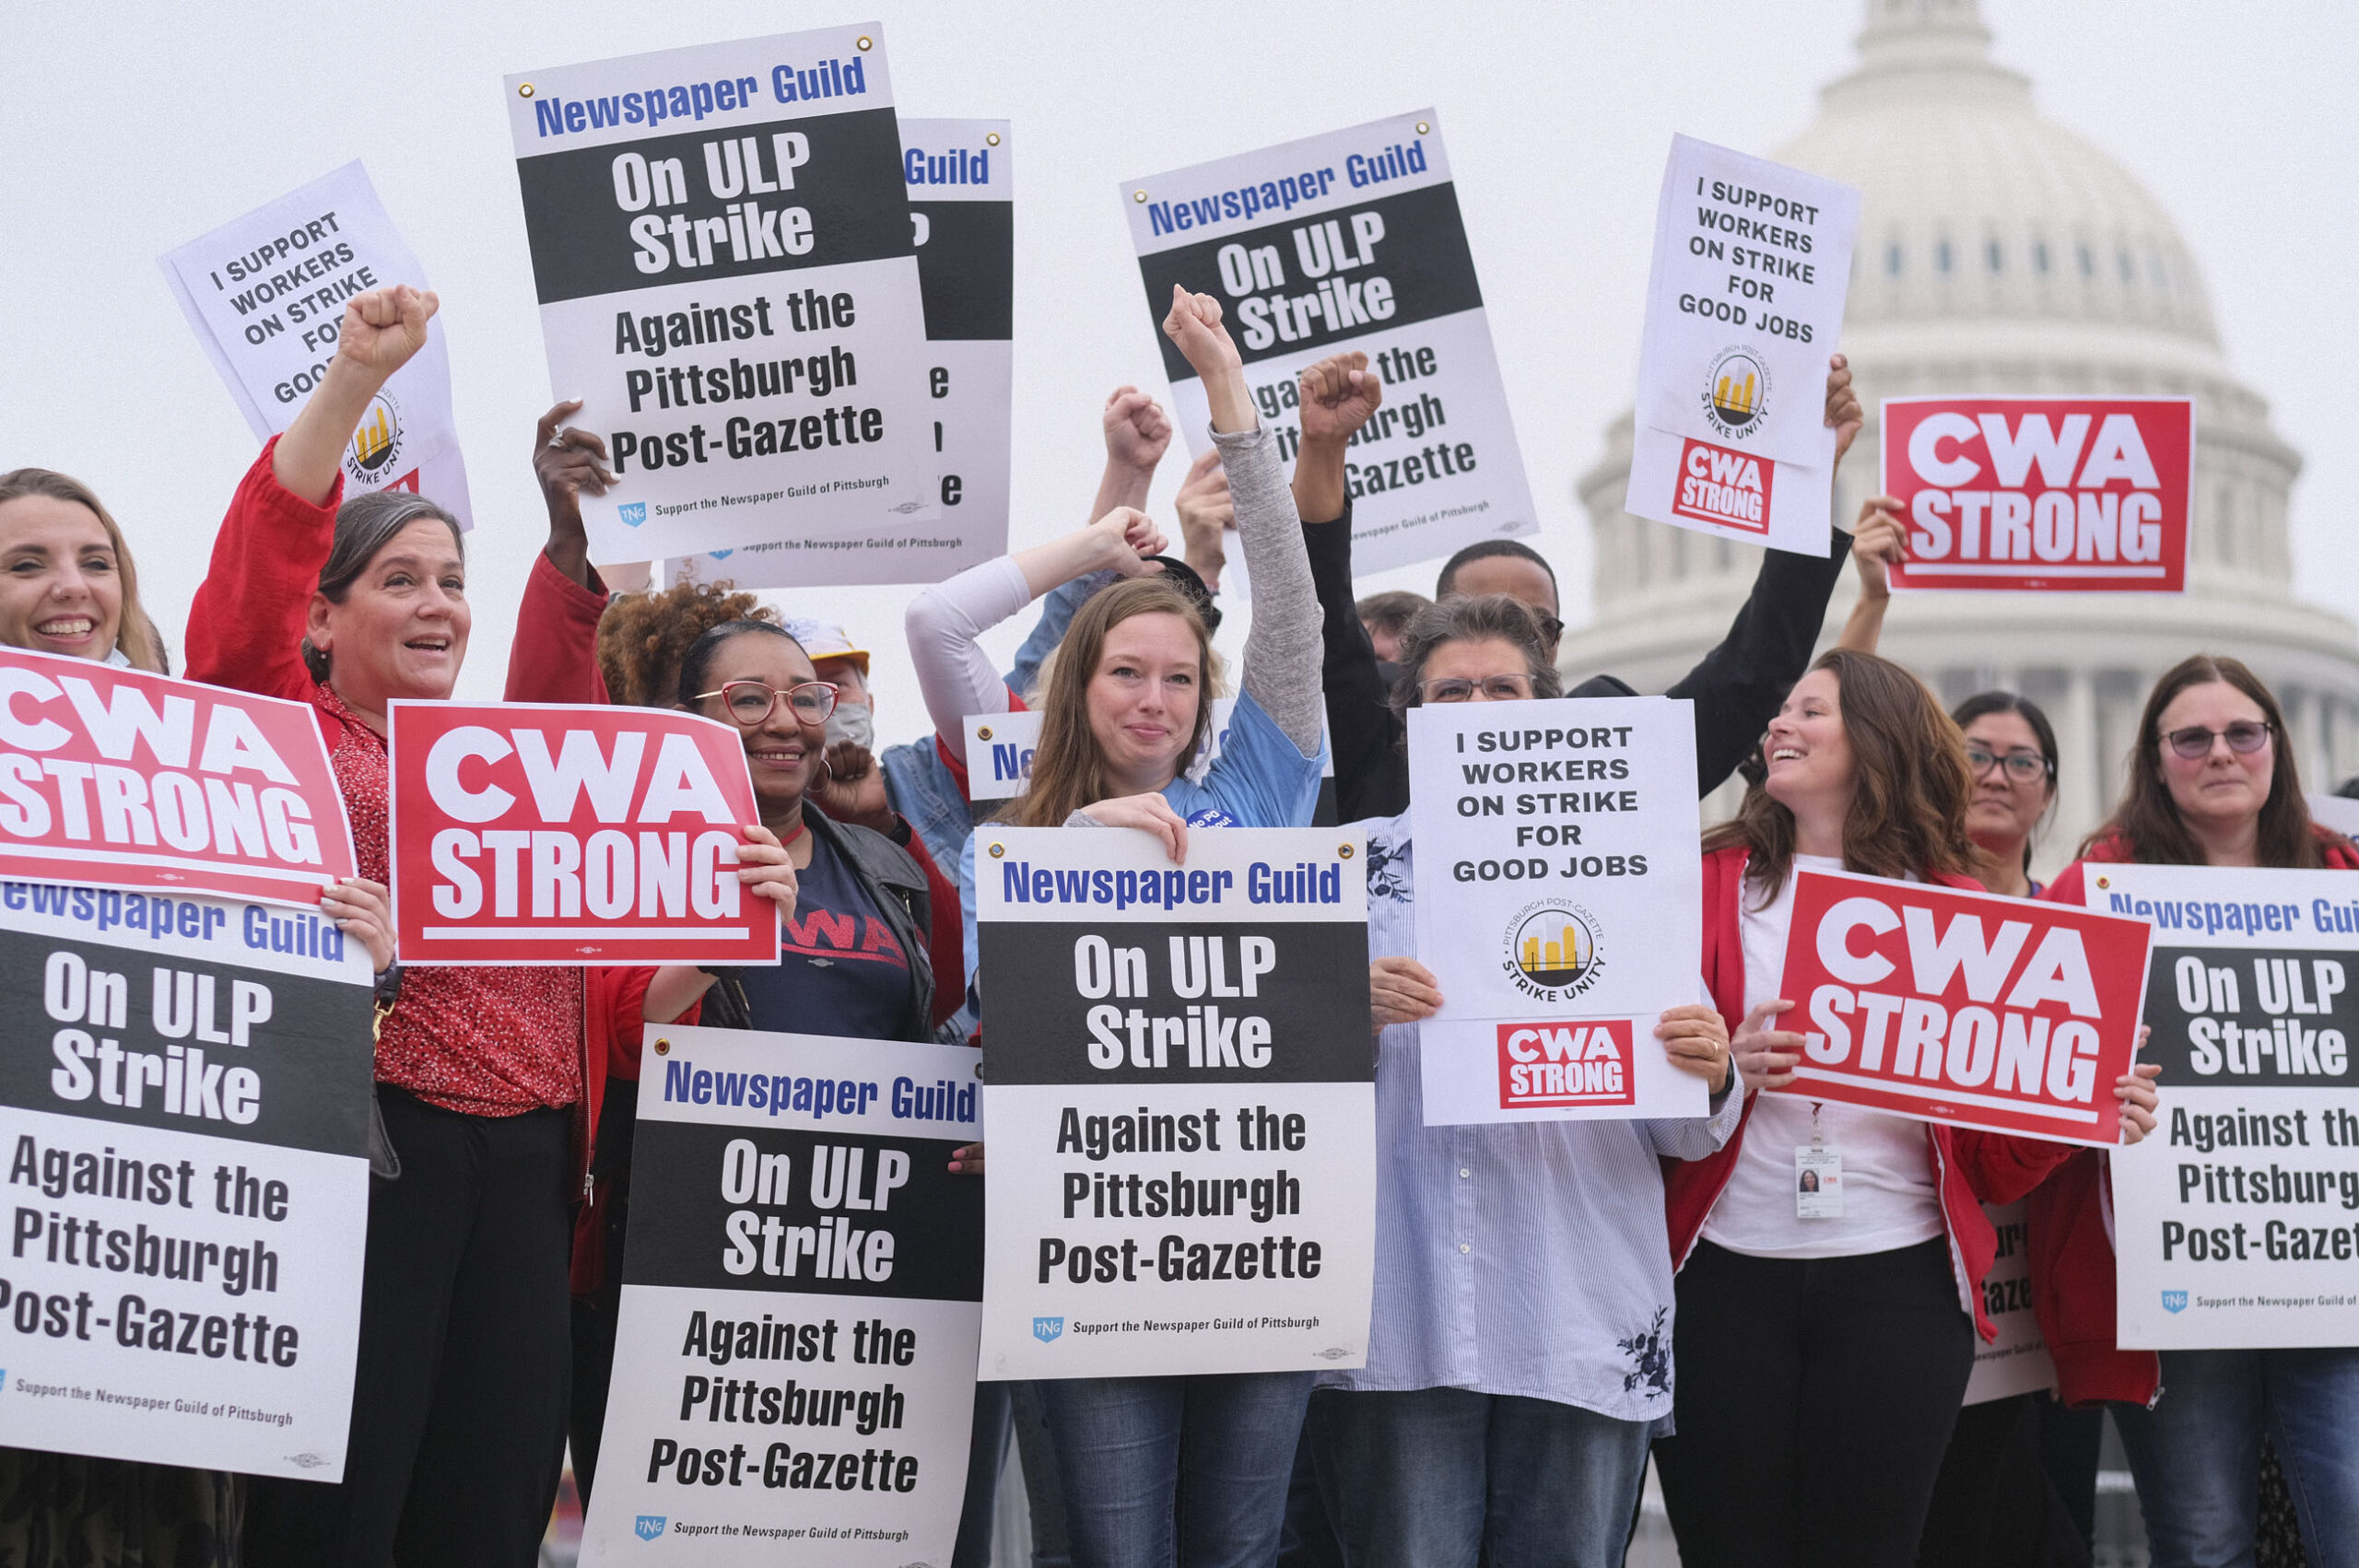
[1306,1386,1652,1568]
[1037,1373,1313,1568]
[2113,1347,2359,1568]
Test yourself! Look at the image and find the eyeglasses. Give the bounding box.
[1421,674,1535,703]
[1965,746,2053,783]
[2164,721,2272,760]
[695,679,839,727]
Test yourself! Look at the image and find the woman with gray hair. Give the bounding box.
[186,286,578,1568]
[1300,592,1744,1568]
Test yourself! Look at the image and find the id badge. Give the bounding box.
[1795,1146,1843,1219]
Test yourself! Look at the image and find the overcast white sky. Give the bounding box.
[2,0,2350,747]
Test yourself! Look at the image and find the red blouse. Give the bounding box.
[186,439,581,1117]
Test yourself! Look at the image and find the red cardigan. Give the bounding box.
[2031,829,2359,1406]
[1663,845,2078,1340]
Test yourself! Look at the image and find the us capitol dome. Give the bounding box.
[1560,0,2359,868]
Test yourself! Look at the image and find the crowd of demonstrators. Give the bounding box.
[19,256,2359,1568]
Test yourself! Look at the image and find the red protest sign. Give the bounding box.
[1881,396,2192,592]
[1772,869,2152,1144]
[1496,1020,1637,1110]
[387,702,775,966]
[0,646,354,906]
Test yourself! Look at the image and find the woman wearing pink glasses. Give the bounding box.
[2038,653,2359,1566]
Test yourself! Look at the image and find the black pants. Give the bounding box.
[246,1086,575,1568]
[1918,1391,2104,1566]
[1655,1237,1977,1568]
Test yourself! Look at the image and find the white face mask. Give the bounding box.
[826,700,874,751]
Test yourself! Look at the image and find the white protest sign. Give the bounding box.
[503,25,938,560]
[0,879,373,1479]
[580,1024,981,1566]
[1404,697,1705,1124]
[680,117,1011,589]
[962,700,1332,802]
[1964,1200,2058,1403]
[1121,110,1537,588]
[974,826,1374,1378]
[1624,135,1860,556]
[159,161,474,529]
[2085,864,2359,1349]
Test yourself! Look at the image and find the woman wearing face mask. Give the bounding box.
[185,286,585,1567]
[1297,592,1740,1568]
[907,287,1325,1568]
[1652,650,2158,1568]
[0,473,390,1564]
[2036,655,2359,1567]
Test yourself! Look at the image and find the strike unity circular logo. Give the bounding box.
[1503,899,1604,995]
[343,391,406,485]
[1701,347,1769,438]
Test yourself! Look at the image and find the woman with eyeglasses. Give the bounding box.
[1952,693,2060,898]
[2036,655,2359,1565]
[1303,593,1741,1568]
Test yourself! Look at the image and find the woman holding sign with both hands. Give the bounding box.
[913,286,1327,1568]
[1302,592,1741,1568]
[1650,649,2158,1568]
[2038,655,2359,1568]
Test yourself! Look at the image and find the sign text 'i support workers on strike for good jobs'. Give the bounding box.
[1881,396,2194,592]
[0,647,355,909]
[1776,869,2152,1144]
[386,702,773,966]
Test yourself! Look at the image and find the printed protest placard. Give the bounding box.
[1775,869,2151,1143]
[961,701,1332,803]
[1964,1199,2058,1403]
[0,878,372,1478]
[974,826,1373,1377]
[579,1024,980,1565]
[1625,135,1860,555]
[1403,698,1706,1124]
[159,161,475,529]
[682,118,1011,590]
[2084,865,2359,1349]
[0,647,355,908]
[386,703,771,965]
[1121,110,1537,584]
[503,25,938,560]
[1880,397,2193,592]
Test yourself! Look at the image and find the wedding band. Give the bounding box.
[547,431,567,450]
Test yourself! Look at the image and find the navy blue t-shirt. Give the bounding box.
[735,832,913,1041]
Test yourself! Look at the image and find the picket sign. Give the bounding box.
[0,646,354,908]
[387,702,774,965]
[1882,397,2193,592]
[1772,868,2152,1145]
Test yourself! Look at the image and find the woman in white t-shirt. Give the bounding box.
[1653,649,2156,1568]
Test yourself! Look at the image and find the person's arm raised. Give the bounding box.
[1090,386,1171,520]
[1291,351,1382,525]
[1835,497,1906,655]
[1163,286,1256,434]
[273,286,437,506]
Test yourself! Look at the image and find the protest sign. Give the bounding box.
[681,118,1012,590]
[0,877,372,1478]
[975,826,1373,1377]
[503,25,938,560]
[1882,397,2193,591]
[2084,864,2359,1349]
[159,161,475,529]
[1625,135,1860,555]
[1402,697,1706,1124]
[579,1024,980,1565]
[1963,1199,2057,1403]
[1121,110,1537,586]
[386,702,771,965]
[0,647,355,908]
[961,700,1332,803]
[1774,869,2151,1143]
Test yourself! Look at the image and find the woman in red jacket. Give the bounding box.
[182,285,617,1568]
[2036,653,2359,1567]
[1653,649,2156,1568]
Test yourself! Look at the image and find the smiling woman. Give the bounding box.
[0,469,167,670]
[182,284,585,1568]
